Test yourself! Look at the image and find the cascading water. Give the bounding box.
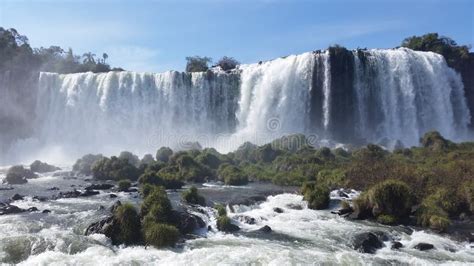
[2,48,471,164]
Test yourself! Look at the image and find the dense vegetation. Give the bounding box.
[0,27,123,75]
[185,55,240,72]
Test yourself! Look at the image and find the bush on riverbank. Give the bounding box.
[113,203,142,245]
[302,181,330,210]
[182,186,206,206]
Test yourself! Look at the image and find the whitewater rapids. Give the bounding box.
[0,172,472,265]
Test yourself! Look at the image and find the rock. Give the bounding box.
[80,190,99,197]
[98,205,105,210]
[11,194,24,201]
[127,188,138,193]
[273,207,284,213]
[229,195,267,206]
[332,207,353,216]
[257,225,272,233]
[33,196,48,202]
[47,187,60,191]
[0,186,14,191]
[109,201,122,213]
[5,165,38,185]
[391,241,403,249]
[42,210,51,214]
[235,215,256,225]
[352,232,385,254]
[85,215,117,236]
[338,190,350,198]
[53,190,81,199]
[85,184,114,190]
[0,204,26,215]
[30,160,60,173]
[27,207,39,212]
[414,243,435,251]
[109,194,118,199]
[170,210,206,235]
[286,203,303,210]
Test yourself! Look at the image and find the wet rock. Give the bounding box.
[47,187,60,191]
[5,165,38,185]
[11,194,24,201]
[0,204,26,215]
[53,190,81,199]
[338,190,350,198]
[109,194,118,199]
[352,232,385,254]
[32,196,48,202]
[414,243,435,251]
[170,210,206,235]
[332,207,353,216]
[109,201,122,213]
[0,186,14,191]
[273,207,284,213]
[286,203,303,210]
[80,190,99,197]
[127,188,138,193]
[98,205,105,210]
[85,184,114,190]
[391,241,403,249]
[42,210,51,214]
[85,215,116,236]
[30,160,60,173]
[229,195,267,206]
[27,207,39,212]
[235,215,256,224]
[257,225,272,233]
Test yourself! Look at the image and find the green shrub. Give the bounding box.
[340,200,351,210]
[73,154,105,176]
[91,156,140,181]
[303,183,330,210]
[143,222,180,248]
[417,188,459,231]
[214,204,227,216]
[140,184,155,198]
[185,56,211,72]
[118,179,131,192]
[368,179,412,218]
[182,186,206,205]
[118,151,140,167]
[217,164,248,185]
[462,181,474,213]
[216,215,239,232]
[420,131,453,151]
[176,155,212,182]
[140,186,172,221]
[376,214,398,225]
[114,203,142,245]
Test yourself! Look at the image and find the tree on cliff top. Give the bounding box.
[185,56,212,72]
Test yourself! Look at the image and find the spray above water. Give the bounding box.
[2,48,471,164]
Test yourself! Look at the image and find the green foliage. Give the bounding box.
[353,180,412,223]
[0,27,120,74]
[185,56,212,72]
[92,156,141,181]
[140,186,173,223]
[270,134,308,153]
[72,154,105,176]
[302,182,330,210]
[140,154,156,166]
[113,203,142,245]
[417,188,461,231]
[376,214,398,225]
[143,222,180,248]
[217,163,248,185]
[118,179,131,192]
[216,56,239,71]
[156,147,173,163]
[463,180,474,213]
[182,186,206,205]
[118,151,140,167]
[420,131,453,151]
[216,215,238,232]
[215,204,227,216]
[401,33,470,69]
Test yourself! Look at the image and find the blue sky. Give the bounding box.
[0,0,472,72]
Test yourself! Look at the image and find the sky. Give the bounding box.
[0,0,473,72]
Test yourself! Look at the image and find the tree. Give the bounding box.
[102,53,108,63]
[82,52,96,64]
[216,56,239,71]
[185,56,212,72]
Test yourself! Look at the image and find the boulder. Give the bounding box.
[11,194,24,201]
[30,160,60,173]
[235,215,256,225]
[85,215,117,236]
[85,184,114,190]
[47,187,60,191]
[5,165,38,185]
[414,243,435,251]
[109,194,118,199]
[229,195,267,206]
[170,210,206,235]
[352,232,385,254]
[42,209,51,214]
[27,207,38,212]
[0,204,26,215]
[257,225,272,233]
[273,207,284,213]
[391,241,403,249]
[286,203,303,210]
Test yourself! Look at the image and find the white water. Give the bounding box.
[1,177,472,265]
[2,48,471,164]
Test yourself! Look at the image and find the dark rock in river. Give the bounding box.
[229,195,267,206]
[85,215,116,236]
[0,204,26,215]
[286,203,303,210]
[414,243,435,251]
[109,194,118,199]
[27,207,38,212]
[391,241,403,249]
[11,194,24,201]
[85,184,114,190]
[4,165,38,184]
[30,160,60,173]
[273,207,284,213]
[47,187,60,191]
[53,189,99,199]
[42,209,51,214]
[352,232,386,254]
[235,215,256,224]
[257,225,272,233]
[170,210,206,235]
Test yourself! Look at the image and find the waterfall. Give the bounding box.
[1,48,471,164]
